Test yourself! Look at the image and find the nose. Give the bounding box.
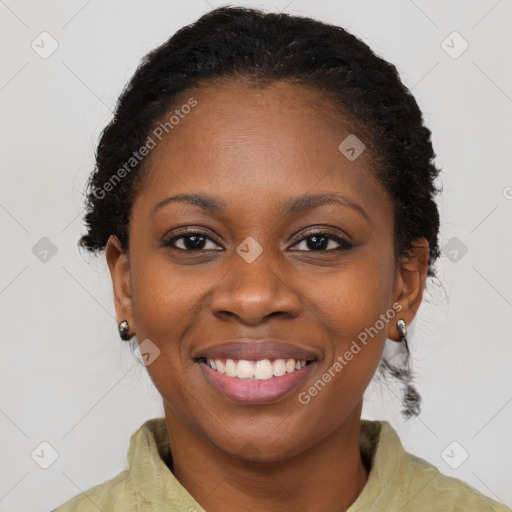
[209,249,302,326]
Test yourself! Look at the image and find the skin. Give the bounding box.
[106,80,429,512]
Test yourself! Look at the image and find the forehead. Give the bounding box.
[134,80,391,221]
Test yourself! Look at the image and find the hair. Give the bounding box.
[78,6,441,419]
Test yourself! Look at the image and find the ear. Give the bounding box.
[388,238,430,342]
[105,235,135,335]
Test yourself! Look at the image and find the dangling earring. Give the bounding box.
[118,320,131,341]
[395,318,421,418]
[396,318,409,356]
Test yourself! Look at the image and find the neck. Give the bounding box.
[163,401,369,512]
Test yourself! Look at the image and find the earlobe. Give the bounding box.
[105,235,135,330]
[388,238,430,342]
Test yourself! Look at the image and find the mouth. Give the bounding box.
[195,356,318,404]
[192,339,320,404]
[197,357,315,379]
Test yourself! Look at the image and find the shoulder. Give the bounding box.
[403,451,510,511]
[50,418,182,512]
[51,469,135,512]
[355,420,511,512]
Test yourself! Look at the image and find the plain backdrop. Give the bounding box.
[1,1,511,510]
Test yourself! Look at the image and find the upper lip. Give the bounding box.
[194,339,319,361]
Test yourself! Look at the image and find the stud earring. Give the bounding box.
[118,320,131,341]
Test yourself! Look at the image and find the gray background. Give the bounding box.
[1,0,511,510]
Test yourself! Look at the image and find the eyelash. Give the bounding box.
[161,228,353,252]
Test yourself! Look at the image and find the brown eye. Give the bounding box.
[162,231,222,251]
[290,230,353,252]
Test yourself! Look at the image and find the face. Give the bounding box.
[107,80,428,462]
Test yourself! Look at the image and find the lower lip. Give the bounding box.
[198,360,317,404]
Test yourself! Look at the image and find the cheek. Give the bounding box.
[129,242,210,340]
[306,246,396,344]
[301,249,396,393]
[129,261,208,427]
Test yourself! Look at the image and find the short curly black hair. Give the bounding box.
[78,6,441,419]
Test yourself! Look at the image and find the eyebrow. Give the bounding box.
[152,192,369,221]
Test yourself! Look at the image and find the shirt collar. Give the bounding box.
[348,419,440,511]
[128,418,206,511]
[127,417,420,511]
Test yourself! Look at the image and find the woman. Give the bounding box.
[53,6,510,512]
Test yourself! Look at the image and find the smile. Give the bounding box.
[203,357,312,380]
[197,357,317,404]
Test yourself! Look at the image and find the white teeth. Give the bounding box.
[236,359,254,378]
[205,358,309,380]
[272,359,286,376]
[214,359,225,374]
[225,359,237,377]
[254,359,274,379]
[285,359,296,373]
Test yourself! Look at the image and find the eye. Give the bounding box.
[161,230,223,251]
[290,229,353,252]
[161,228,353,252]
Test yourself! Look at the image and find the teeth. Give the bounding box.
[285,358,296,373]
[236,359,254,378]
[272,359,286,376]
[225,359,237,377]
[254,359,274,379]
[214,359,225,374]
[205,358,309,379]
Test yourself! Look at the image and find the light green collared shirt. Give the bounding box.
[53,417,510,511]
